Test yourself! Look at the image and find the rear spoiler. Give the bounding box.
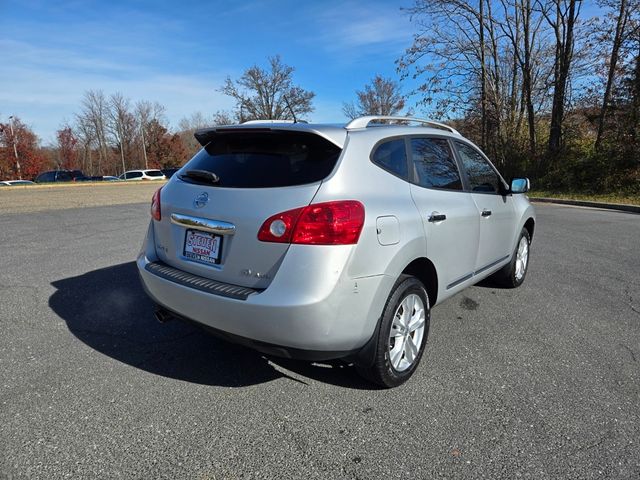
[194,128,272,147]
[194,126,346,149]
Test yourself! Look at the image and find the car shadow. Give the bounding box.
[49,262,375,389]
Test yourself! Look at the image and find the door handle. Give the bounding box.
[428,212,447,222]
[481,209,492,217]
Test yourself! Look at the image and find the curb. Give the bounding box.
[530,197,640,214]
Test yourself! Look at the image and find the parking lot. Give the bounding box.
[1,194,639,479]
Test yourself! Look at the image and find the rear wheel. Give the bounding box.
[492,228,531,288]
[357,275,430,388]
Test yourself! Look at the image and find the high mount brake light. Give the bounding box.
[258,201,365,245]
[151,187,162,221]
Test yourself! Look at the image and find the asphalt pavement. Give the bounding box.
[0,203,639,479]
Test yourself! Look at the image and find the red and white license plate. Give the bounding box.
[183,229,222,265]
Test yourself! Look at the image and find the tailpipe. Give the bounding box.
[154,307,174,324]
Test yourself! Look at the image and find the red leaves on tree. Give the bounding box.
[56,126,79,170]
[0,117,49,180]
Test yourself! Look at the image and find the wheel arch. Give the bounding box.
[401,257,439,306]
[523,217,535,241]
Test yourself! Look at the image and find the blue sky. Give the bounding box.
[0,0,416,143]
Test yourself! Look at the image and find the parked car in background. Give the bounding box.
[0,180,35,186]
[75,175,105,182]
[34,170,85,183]
[138,116,535,388]
[161,167,180,179]
[119,169,166,181]
[103,176,120,181]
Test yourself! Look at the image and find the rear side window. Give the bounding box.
[371,139,408,179]
[146,170,164,177]
[57,171,72,181]
[36,172,55,182]
[127,172,143,179]
[410,138,462,190]
[184,131,341,188]
[454,141,501,193]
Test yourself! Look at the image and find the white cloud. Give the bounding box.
[308,1,413,55]
[0,40,234,143]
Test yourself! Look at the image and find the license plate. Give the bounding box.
[183,229,222,265]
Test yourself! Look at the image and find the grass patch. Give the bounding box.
[529,190,640,206]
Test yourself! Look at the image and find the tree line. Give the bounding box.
[1,0,639,194]
[399,0,640,192]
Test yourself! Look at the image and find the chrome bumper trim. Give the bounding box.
[170,213,236,235]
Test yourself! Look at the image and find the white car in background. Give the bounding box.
[119,169,166,181]
[0,180,35,186]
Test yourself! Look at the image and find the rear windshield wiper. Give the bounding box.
[180,169,220,185]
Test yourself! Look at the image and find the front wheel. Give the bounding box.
[492,228,531,288]
[357,275,430,388]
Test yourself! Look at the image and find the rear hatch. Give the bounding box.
[153,128,343,289]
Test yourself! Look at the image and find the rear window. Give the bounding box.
[182,131,341,188]
[146,170,164,177]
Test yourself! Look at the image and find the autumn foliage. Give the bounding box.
[57,126,79,170]
[0,117,49,180]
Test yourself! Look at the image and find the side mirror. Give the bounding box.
[510,177,530,194]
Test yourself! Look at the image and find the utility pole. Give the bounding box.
[140,121,148,170]
[8,116,22,180]
[118,123,126,175]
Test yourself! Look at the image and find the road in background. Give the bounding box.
[0,203,639,479]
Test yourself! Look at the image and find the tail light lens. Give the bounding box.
[258,200,365,245]
[151,187,162,221]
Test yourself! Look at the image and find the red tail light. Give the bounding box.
[151,187,161,221]
[258,200,365,245]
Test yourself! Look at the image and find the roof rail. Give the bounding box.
[242,119,308,125]
[345,116,460,135]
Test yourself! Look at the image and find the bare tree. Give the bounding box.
[77,90,109,173]
[342,75,406,119]
[594,0,635,150]
[108,93,136,174]
[498,0,547,156]
[75,114,95,174]
[542,0,582,156]
[136,100,166,170]
[221,55,315,122]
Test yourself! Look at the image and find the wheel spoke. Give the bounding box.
[390,342,404,368]
[404,336,418,363]
[390,315,406,338]
[408,311,425,332]
[400,299,411,327]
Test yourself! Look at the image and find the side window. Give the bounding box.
[36,172,54,182]
[455,142,501,193]
[371,139,408,180]
[130,171,143,179]
[410,137,462,190]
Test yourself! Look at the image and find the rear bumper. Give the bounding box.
[150,303,360,362]
[136,224,393,356]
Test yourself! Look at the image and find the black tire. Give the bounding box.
[492,228,531,288]
[357,275,430,388]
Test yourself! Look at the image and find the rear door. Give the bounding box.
[153,130,343,289]
[408,137,480,292]
[453,140,516,273]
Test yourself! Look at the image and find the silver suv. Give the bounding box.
[137,116,535,387]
